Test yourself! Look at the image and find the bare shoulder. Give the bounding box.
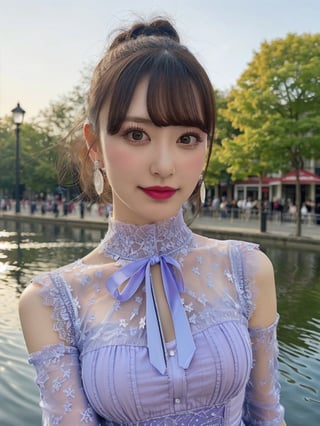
[247,247,278,328]
[250,246,275,282]
[19,282,62,354]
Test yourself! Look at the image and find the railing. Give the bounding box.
[201,206,320,225]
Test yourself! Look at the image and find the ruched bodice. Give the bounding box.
[81,322,251,425]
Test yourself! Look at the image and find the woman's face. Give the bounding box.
[98,78,207,225]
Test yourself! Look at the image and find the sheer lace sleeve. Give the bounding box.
[29,343,104,426]
[33,270,78,346]
[243,317,285,425]
[28,270,110,425]
[229,242,285,424]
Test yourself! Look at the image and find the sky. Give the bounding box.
[0,0,319,120]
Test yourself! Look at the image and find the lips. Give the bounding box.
[140,186,177,200]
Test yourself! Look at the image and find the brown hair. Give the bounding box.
[66,18,216,217]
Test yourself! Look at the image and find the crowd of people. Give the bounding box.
[1,194,320,225]
[204,196,320,224]
[0,195,113,219]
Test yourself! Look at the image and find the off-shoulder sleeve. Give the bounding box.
[28,270,109,425]
[29,343,103,425]
[231,242,285,424]
[243,317,285,425]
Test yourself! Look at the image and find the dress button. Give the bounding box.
[174,398,181,404]
[168,349,175,357]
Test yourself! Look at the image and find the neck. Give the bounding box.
[101,209,194,262]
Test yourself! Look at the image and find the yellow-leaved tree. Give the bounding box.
[220,32,320,236]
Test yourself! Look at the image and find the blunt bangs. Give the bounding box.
[107,46,215,137]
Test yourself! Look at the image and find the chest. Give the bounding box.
[81,321,252,424]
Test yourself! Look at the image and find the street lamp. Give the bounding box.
[11,103,25,213]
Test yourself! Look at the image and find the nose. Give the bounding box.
[150,142,175,178]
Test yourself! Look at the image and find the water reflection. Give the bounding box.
[264,245,320,423]
[0,219,105,293]
[267,247,320,346]
[0,219,319,426]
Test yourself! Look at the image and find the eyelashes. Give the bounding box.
[121,126,149,143]
[179,132,204,145]
[120,124,206,147]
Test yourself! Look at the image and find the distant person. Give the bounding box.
[301,203,308,222]
[211,196,220,217]
[52,200,59,218]
[19,17,285,425]
[30,199,37,214]
[63,199,69,216]
[315,202,320,225]
[288,202,297,221]
[80,200,85,219]
[40,201,46,215]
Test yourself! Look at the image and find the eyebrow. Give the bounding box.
[124,116,153,124]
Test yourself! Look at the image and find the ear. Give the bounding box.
[83,122,103,164]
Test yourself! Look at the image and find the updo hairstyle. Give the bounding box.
[69,18,216,215]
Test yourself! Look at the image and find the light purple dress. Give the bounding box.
[28,210,285,425]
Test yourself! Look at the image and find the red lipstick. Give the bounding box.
[140,186,177,200]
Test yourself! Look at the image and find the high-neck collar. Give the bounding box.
[101,209,194,262]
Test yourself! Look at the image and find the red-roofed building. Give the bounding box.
[233,169,320,206]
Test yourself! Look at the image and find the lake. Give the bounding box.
[0,218,319,425]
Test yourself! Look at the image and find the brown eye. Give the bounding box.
[180,135,192,144]
[123,127,150,144]
[178,133,201,146]
[130,130,144,140]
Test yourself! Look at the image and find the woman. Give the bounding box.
[19,18,285,425]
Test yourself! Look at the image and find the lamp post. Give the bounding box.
[11,103,25,213]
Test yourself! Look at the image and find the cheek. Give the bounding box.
[103,145,138,177]
[181,150,206,178]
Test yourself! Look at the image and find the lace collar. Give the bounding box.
[101,209,194,262]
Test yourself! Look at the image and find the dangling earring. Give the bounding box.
[200,180,206,204]
[93,161,104,196]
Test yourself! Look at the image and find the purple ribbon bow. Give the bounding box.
[106,255,196,375]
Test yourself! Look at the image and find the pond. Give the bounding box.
[0,219,319,426]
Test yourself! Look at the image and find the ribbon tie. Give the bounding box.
[106,255,196,375]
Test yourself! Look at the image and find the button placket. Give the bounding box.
[166,342,187,410]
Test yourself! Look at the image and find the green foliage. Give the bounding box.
[0,117,58,195]
[221,32,320,180]
[0,71,89,198]
[0,120,16,192]
[206,90,240,185]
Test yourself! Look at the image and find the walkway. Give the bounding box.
[1,208,319,250]
[191,213,319,250]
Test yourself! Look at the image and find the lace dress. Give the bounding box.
[27,209,285,425]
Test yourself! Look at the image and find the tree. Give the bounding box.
[0,117,58,198]
[221,32,320,236]
[206,90,240,201]
[0,68,90,201]
[0,119,16,195]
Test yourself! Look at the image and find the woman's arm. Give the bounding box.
[242,250,286,426]
[19,283,102,425]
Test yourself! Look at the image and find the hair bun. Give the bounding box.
[110,19,180,49]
